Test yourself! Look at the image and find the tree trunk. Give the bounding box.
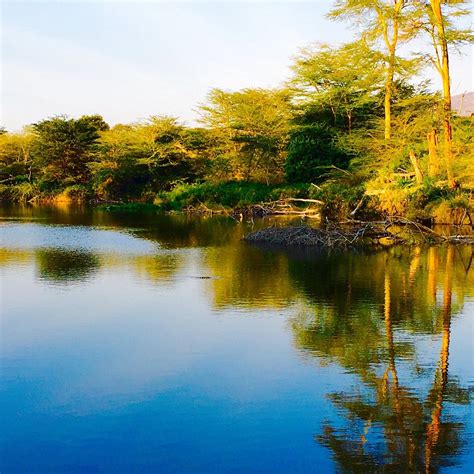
[384,53,395,140]
[380,0,404,141]
[430,0,455,187]
[409,150,424,184]
[427,129,440,178]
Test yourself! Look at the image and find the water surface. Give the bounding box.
[1,204,473,472]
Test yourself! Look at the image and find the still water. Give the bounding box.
[1,204,473,473]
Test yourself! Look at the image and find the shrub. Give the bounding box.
[8,182,40,201]
[155,181,312,210]
[285,125,351,183]
[431,195,472,225]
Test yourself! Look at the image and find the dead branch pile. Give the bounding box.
[347,217,474,244]
[244,223,401,248]
[244,219,474,248]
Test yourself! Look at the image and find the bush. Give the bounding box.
[431,195,472,225]
[60,185,90,200]
[155,181,312,210]
[285,124,351,183]
[309,182,366,220]
[8,182,40,201]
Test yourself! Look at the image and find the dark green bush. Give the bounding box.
[285,124,351,183]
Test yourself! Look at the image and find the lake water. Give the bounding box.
[1,204,473,473]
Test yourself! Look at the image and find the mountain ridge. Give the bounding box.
[452,92,474,116]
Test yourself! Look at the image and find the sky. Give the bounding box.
[1,0,473,131]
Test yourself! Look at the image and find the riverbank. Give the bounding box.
[103,181,473,226]
[1,180,472,226]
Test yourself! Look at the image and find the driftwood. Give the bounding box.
[183,198,322,218]
[244,219,474,249]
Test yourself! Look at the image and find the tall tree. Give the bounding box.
[290,41,384,132]
[415,0,473,187]
[329,0,415,140]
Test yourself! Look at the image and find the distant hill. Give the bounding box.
[452,92,474,116]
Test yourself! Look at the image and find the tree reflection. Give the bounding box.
[291,246,473,472]
[35,248,100,284]
[204,243,296,308]
[130,253,183,283]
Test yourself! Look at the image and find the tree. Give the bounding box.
[329,1,417,140]
[91,124,151,199]
[290,42,384,133]
[199,88,291,183]
[136,116,204,190]
[287,42,384,183]
[92,117,207,199]
[32,115,108,189]
[414,0,473,187]
[0,130,35,184]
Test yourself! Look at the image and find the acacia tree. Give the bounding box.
[135,116,204,191]
[329,0,416,140]
[415,0,472,187]
[290,41,384,132]
[199,88,291,183]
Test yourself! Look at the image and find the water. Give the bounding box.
[1,204,473,473]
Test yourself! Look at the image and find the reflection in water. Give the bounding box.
[129,252,184,284]
[292,245,473,472]
[204,244,296,309]
[1,204,473,472]
[36,249,100,284]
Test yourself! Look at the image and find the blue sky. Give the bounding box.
[2,1,472,131]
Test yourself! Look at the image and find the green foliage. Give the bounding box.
[452,116,474,189]
[199,88,291,183]
[0,131,35,184]
[4,182,40,201]
[285,124,351,183]
[155,181,311,211]
[309,176,368,220]
[134,116,205,189]
[290,42,384,131]
[90,118,209,200]
[370,179,471,221]
[90,123,153,200]
[32,115,107,189]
